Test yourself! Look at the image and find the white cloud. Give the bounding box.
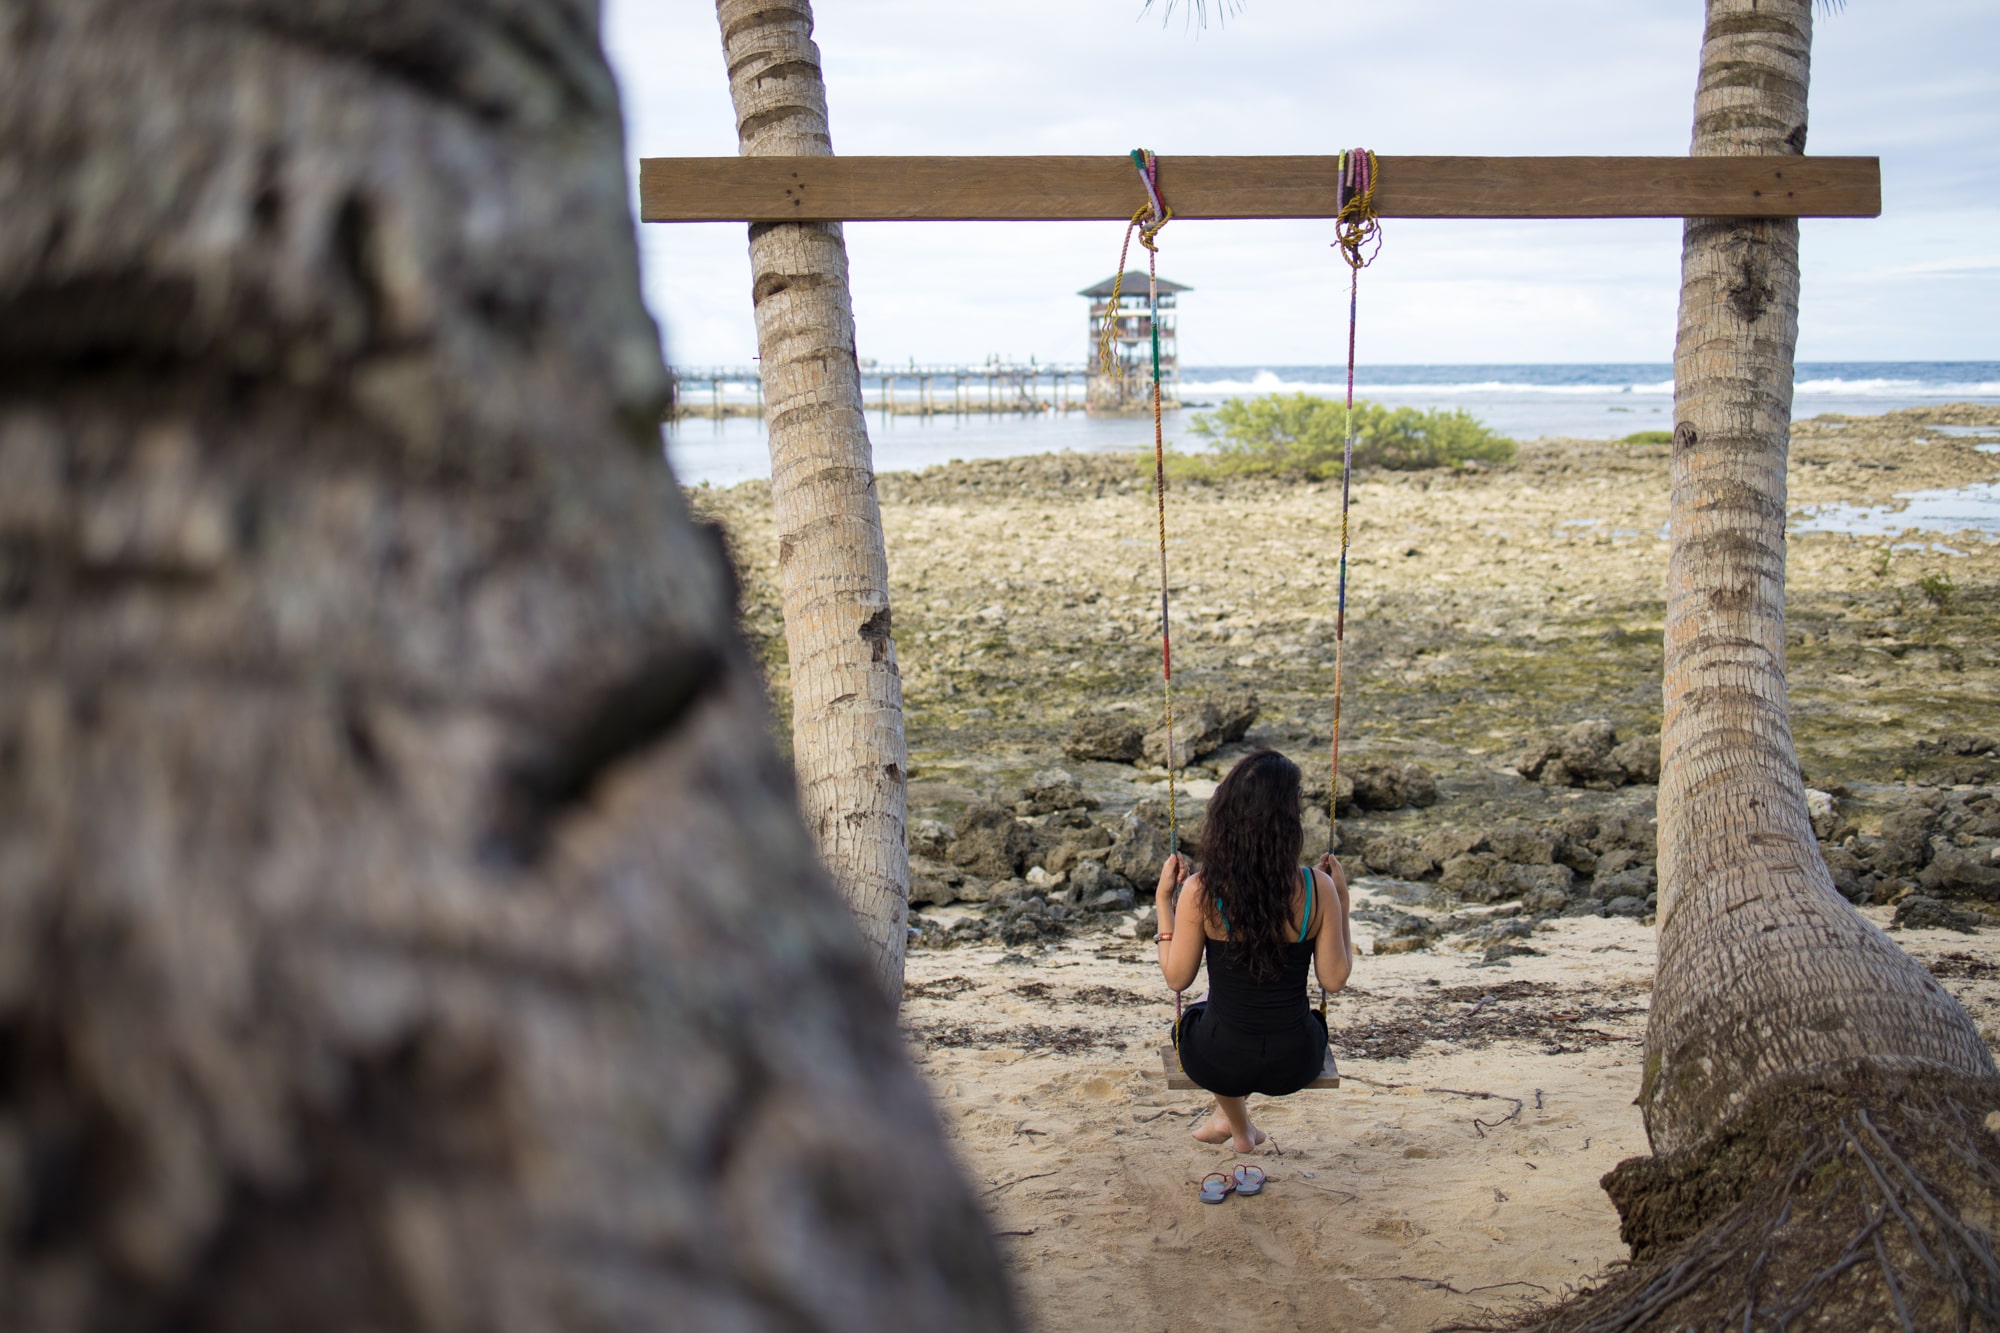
[606,0,1999,366]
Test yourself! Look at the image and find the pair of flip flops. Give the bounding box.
[1199,1165,1266,1203]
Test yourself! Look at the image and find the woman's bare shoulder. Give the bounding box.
[1311,861,1349,890]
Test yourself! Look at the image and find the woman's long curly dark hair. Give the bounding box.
[1198,749,1305,982]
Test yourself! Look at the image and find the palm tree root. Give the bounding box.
[1499,1071,2000,1331]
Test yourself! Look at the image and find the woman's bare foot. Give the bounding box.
[1191,1112,1267,1152]
[1191,1113,1234,1145]
[1232,1123,1268,1153]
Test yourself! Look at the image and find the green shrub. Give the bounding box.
[1918,570,1956,610]
[1169,393,1514,481]
[1620,429,1675,445]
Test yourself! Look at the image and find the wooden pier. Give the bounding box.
[668,361,1096,422]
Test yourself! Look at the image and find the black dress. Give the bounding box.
[1172,868,1329,1099]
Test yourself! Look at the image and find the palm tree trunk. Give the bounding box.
[0,3,1007,1327]
[1558,3,2000,1324]
[715,0,911,998]
[1649,0,1993,1158]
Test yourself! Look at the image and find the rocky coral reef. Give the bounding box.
[686,407,2000,956]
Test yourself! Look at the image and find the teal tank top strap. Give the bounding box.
[1298,866,1313,943]
[1213,895,1230,936]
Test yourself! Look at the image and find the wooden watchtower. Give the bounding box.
[1081,272,1189,414]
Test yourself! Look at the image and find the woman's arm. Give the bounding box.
[1154,855,1207,994]
[1312,854,1354,995]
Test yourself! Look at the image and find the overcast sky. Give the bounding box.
[604,1,1999,369]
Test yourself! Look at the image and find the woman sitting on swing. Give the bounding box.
[1156,748,1354,1153]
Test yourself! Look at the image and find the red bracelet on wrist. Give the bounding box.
[1155,932,1174,942]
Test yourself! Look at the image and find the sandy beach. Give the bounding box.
[691,405,2000,1330]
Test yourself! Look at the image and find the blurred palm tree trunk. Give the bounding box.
[715,0,911,998]
[0,2,1007,1326]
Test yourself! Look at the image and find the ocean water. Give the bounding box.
[1792,483,2000,545]
[668,361,2000,494]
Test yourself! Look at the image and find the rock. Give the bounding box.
[1560,897,1607,918]
[1488,823,1557,866]
[1556,811,1600,841]
[1152,700,1208,764]
[1210,690,1261,745]
[1064,859,1106,903]
[1065,710,1145,763]
[1343,761,1440,813]
[1882,800,1944,838]
[1302,765,1357,817]
[1892,894,1983,934]
[1436,853,1571,904]
[1106,801,1173,886]
[910,819,954,859]
[1820,845,1870,903]
[1595,866,1657,899]
[1553,813,1601,874]
[1018,767,1101,815]
[1516,720,1640,789]
[1086,886,1139,914]
[949,802,1035,879]
[907,916,952,950]
[1591,816,1658,859]
[998,908,1068,947]
[1591,847,1640,880]
[1439,852,1501,895]
[1455,917,1536,951]
[1871,827,1934,877]
[1877,875,1918,902]
[1064,858,1132,908]
[1450,863,1571,905]
[1919,845,2000,898]
[1363,834,1437,882]
[1373,936,1430,955]
[1349,762,1405,812]
[987,878,1037,908]
[1943,792,2000,839]
[1521,882,1571,914]
[1141,690,1259,769]
[1610,732,1662,785]
[1044,822,1113,874]
[1604,895,1649,918]
[1135,908,1159,937]
[1302,804,1336,858]
[1364,907,1439,954]
[1497,863,1575,901]
[1178,807,1209,860]
[909,854,979,907]
[1556,844,1598,876]
[1419,827,1486,866]
[1804,788,1843,841]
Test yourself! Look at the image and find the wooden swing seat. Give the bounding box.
[1159,1043,1341,1091]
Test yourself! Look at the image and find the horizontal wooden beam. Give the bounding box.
[640,155,1880,223]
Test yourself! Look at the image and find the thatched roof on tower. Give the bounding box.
[1078,272,1192,298]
